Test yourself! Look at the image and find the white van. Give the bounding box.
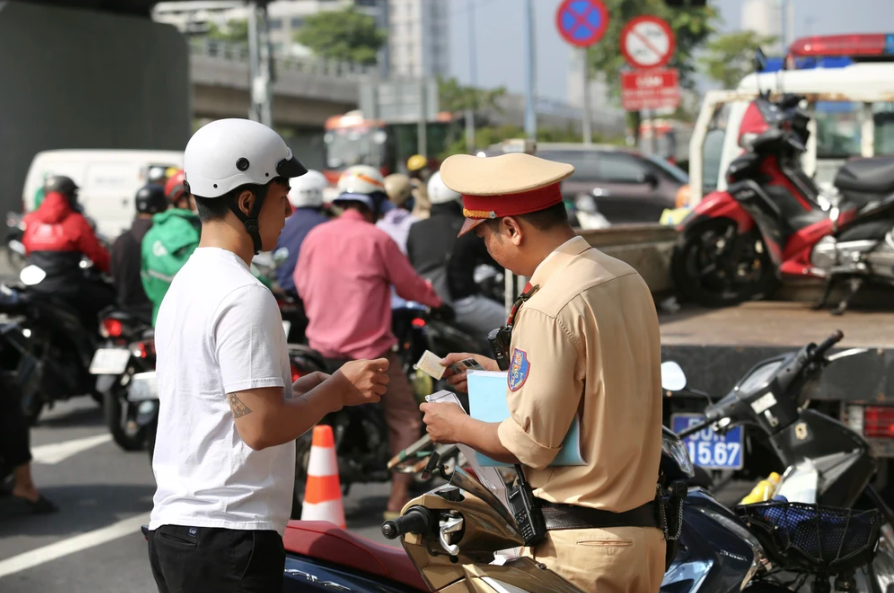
[690,62,894,206]
[23,150,184,238]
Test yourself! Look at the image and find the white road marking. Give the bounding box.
[0,513,150,579]
[31,434,112,465]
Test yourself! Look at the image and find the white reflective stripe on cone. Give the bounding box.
[306,445,339,477]
[300,499,346,528]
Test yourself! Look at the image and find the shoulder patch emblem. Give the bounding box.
[508,348,530,392]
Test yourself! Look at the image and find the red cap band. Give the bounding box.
[461,183,563,220]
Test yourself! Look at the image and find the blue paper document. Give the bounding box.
[468,371,585,467]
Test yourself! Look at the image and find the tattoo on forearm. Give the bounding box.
[228,393,252,418]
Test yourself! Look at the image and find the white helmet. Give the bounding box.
[183,118,306,254]
[288,170,327,208]
[183,118,306,199]
[335,165,388,209]
[427,172,461,205]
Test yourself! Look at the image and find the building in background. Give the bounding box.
[388,0,449,78]
[741,0,793,55]
[154,0,388,68]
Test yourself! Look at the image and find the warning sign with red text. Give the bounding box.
[621,68,681,112]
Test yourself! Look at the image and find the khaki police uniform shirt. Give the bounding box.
[497,236,663,512]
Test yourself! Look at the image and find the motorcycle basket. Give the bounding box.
[736,502,880,574]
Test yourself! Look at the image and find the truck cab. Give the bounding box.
[690,34,894,208]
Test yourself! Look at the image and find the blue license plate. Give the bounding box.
[671,414,744,470]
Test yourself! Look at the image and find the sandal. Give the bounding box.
[9,494,59,515]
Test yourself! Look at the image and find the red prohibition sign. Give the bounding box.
[620,15,676,69]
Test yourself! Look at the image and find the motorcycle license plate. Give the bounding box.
[671,413,744,470]
[128,371,158,402]
[89,348,131,375]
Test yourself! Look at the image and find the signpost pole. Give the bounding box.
[465,0,477,153]
[417,79,428,158]
[523,0,537,140]
[581,47,592,145]
[649,110,658,155]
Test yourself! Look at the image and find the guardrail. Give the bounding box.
[190,38,378,80]
[579,224,678,294]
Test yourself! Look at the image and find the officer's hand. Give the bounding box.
[336,358,389,407]
[440,353,498,393]
[420,402,467,444]
[292,372,330,397]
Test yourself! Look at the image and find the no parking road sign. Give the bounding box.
[621,15,676,69]
[555,0,610,48]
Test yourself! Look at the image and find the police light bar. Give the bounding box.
[789,34,894,58]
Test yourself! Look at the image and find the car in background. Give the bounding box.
[485,143,690,224]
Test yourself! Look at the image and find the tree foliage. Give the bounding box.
[700,30,776,88]
[438,78,507,113]
[207,20,249,44]
[294,8,386,65]
[587,0,719,91]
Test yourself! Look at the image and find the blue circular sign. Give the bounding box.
[556,0,610,48]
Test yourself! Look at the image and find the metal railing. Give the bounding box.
[190,38,378,80]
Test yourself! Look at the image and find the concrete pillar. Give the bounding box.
[0,1,190,214]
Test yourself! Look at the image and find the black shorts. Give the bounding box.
[148,525,284,593]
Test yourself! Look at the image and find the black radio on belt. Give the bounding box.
[507,464,547,546]
[487,327,512,371]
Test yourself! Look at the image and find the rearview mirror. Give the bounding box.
[753,48,768,73]
[661,361,687,392]
[640,171,660,187]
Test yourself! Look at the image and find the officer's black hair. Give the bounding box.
[194,177,289,223]
[486,202,569,233]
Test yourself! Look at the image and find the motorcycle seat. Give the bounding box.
[834,156,894,195]
[283,521,429,591]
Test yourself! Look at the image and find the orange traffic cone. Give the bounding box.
[300,425,346,528]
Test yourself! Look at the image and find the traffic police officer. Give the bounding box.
[420,152,665,593]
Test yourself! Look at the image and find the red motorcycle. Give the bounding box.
[672,94,894,314]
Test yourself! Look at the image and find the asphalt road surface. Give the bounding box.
[0,397,395,593]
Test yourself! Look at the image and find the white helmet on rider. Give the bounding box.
[427,172,461,205]
[183,118,307,252]
[335,165,390,211]
[288,170,327,208]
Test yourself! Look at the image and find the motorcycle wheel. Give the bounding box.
[672,218,779,308]
[103,387,146,451]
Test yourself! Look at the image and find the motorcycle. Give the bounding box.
[289,304,478,516]
[89,307,156,451]
[672,94,894,314]
[5,265,107,423]
[667,331,894,592]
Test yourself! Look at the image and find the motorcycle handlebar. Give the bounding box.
[381,506,434,540]
[812,330,844,362]
[676,416,717,439]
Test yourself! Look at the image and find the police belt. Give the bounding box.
[540,500,661,531]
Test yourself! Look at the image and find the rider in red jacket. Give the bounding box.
[22,175,114,324]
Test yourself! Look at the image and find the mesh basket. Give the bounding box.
[736,502,880,573]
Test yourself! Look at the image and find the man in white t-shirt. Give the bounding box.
[148,119,390,593]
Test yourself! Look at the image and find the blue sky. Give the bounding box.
[447,0,894,101]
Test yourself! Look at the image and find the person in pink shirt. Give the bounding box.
[295,165,443,516]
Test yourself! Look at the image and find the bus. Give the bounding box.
[322,110,458,184]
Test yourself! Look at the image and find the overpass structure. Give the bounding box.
[190,39,627,137]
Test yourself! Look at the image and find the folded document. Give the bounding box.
[468,371,585,468]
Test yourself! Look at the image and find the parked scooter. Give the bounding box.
[673,94,894,314]
[90,307,156,451]
[667,332,894,592]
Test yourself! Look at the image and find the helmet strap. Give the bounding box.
[228,191,266,255]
